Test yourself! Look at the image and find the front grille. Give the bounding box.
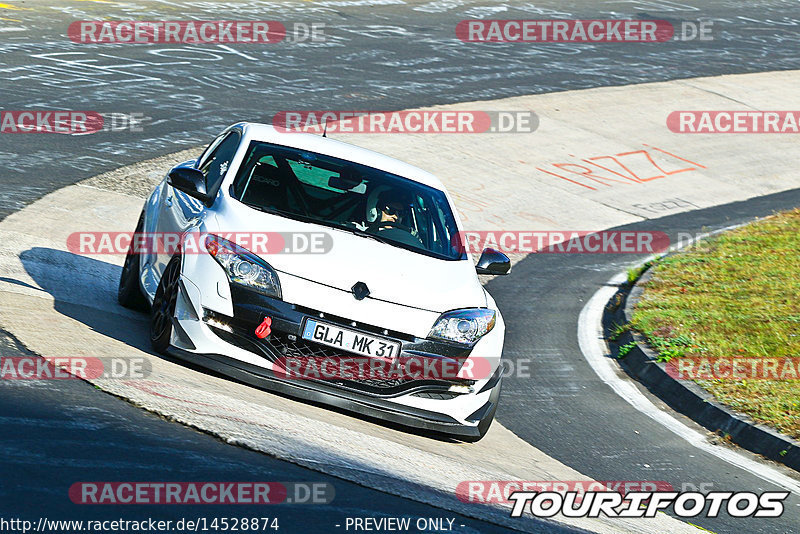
[412,391,461,400]
[264,332,420,393]
[266,331,347,360]
[207,322,472,397]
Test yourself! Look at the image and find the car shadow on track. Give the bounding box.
[19,247,467,444]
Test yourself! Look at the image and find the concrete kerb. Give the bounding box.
[602,224,800,472]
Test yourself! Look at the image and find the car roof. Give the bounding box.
[238,122,446,191]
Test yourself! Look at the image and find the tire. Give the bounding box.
[118,213,149,311]
[150,255,181,354]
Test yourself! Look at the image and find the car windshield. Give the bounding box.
[230,141,464,260]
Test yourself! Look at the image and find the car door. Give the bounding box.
[154,129,242,278]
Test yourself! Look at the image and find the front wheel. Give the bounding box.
[118,213,148,311]
[150,255,181,354]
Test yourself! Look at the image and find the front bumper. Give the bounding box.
[171,279,504,439]
[167,345,501,438]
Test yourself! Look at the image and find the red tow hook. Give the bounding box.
[255,317,272,339]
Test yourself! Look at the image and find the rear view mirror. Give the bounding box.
[476,248,511,275]
[329,167,362,190]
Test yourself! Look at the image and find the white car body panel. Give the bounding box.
[132,122,508,439]
[212,203,487,315]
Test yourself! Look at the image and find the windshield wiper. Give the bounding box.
[243,203,319,225]
[336,225,396,246]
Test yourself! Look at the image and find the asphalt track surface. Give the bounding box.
[0,329,549,534]
[2,1,800,533]
[489,188,800,534]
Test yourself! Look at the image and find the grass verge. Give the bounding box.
[629,209,800,439]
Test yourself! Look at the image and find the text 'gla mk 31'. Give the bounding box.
[119,122,510,440]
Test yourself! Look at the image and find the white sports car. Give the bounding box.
[119,122,510,440]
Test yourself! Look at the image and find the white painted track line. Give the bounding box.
[578,269,800,496]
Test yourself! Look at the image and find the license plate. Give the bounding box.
[302,319,401,360]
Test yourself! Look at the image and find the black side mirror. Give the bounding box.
[476,248,511,275]
[167,167,211,205]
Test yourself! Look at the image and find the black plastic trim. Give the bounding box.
[165,346,484,438]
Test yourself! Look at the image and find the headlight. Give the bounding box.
[205,234,281,299]
[428,309,496,345]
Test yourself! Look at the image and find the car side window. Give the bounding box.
[196,133,226,169]
[197,131,241,193]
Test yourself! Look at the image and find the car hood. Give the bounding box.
[209,206,486,313]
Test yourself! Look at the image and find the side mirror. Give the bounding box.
[476,248,511,275]
[167,167,211,205]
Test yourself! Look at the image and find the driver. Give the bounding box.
[375,194,407,230]
[369,192,424,247]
